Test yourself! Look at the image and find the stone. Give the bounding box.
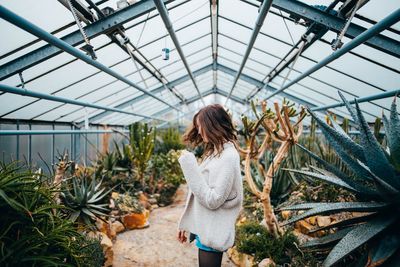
[258,258,276,267]
[316,216,331,227]
[95,218,116,239]
[111,192,119,200]
[281,210,291,220]
[151,204,159,209]
[227,245,255,267]
[112,221,125,234]
[148,198,158,205]
[306,216,317,225]
[122,209,150,230]
[295,220,313,235]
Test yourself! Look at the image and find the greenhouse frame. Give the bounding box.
[0,0,400,267]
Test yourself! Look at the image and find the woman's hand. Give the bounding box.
[177,229,187,243]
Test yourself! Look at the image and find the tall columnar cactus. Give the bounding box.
[239,100,305,237]
[129,122,155,187]
[280,92,400,267]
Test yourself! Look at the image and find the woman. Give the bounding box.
[176,104,243,267]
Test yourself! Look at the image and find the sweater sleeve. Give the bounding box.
[178,151,236,210]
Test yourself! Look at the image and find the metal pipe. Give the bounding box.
[265,8,400,100]
[0,84,166,121]
[153,0,206,106]
[0,129,129,136]
[311,89,400,111]
[224,0,273,105]
[0,5,181,112]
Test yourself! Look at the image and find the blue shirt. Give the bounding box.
[195,234,223,253]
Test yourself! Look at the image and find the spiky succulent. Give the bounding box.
[61,176,111,225]
[280,92,400,267]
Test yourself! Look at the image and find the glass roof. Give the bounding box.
[0,0,399,127]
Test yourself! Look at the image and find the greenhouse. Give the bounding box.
[0,0,399,266]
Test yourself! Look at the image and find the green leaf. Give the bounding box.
[355,100,398,189]
[367,233,400,266]
[383,98,400,169]
[301,227,355,248]
[323,215,398,267]
[283,169,358,193]
[296,144,378,197]
[307,107,365,162]
[281,202,388,226]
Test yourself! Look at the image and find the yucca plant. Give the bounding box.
[61,175,112,226]
[280,92,400,266]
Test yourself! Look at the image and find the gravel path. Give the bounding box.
[113,183,236,267]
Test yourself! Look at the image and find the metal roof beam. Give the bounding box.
[0,84,166,121]
[265,8,400,101]
[0,4,180,112]
[312,89,400,112]
[258,0,400,58]
[153,0,206,106]
[84,64,214,124]
[0,0,174,81]
[224,0,273,105]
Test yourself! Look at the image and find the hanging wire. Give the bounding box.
[279,10,295,45]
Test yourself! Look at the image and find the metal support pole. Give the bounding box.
[224,0,273,105]
[153,0,206,106]
[0,5,180,112]
[311,89,400,111]
[264,8,400,101]
[0,84,166,121]
[0,129,129,136]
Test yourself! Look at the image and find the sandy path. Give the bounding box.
[113,183,236,267]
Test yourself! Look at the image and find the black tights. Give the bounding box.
[198,248,223,267]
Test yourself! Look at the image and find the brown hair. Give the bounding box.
[182,104,238,160]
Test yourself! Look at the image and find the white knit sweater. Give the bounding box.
[177,141,243,252]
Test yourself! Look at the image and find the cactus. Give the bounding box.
[239,99,306,237]
[129,122,155,187]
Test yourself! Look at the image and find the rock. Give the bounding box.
[151,204,159,209]
[306,216,317,225]
[281,210,291,220]
[95,218,116,240]
[112,221,125,234]
[295,220,313,235]
[227,245,255,267]
[316,216,331,227]
[122,209,150,230]
[100,232,113,267]
[111,192,119,200]
[109,199,115,209]
[148,198,158,205]
[258,258,276,267]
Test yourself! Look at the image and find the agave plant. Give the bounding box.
[279,92,400,266]
[61,175,112,226]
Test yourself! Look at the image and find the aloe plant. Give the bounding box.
[61,175,112,226]
[280,93,400,266]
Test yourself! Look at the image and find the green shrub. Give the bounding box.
[0,161,104,266]
[235,220,316,266]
